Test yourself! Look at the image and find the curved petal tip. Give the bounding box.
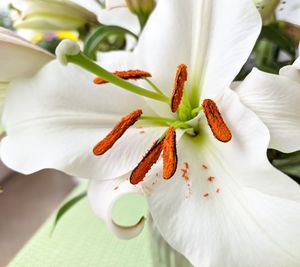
[110,216,146,240]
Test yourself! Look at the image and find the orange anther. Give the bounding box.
[163,127,177,179]
[202,99,232,142]
[171,64,188,113]
[93,109,142,155]
[130,140,164,185]
[94,70,151,84]
[216,188,220,193]
[203,193,209,197]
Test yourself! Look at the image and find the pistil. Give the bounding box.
[55,40,169,103]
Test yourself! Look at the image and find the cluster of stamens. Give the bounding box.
[92,64,232,185]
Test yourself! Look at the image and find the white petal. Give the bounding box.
[0,27,54,81]
[70,0,102,14]
[142,89,300,266]
[276,0,300,26]
[88,174,146,240]
[134,0,261,106]
[0,57,165,179]
[98,4,139,35]
[236,68,300,152]
[279,45,300,83]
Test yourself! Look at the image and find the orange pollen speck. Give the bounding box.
[163,127,177,179]
[208,176,215,182]
[202,99,232,143]
[216,188,220,193]
[93,109,142,156]
[202,164,208,170]
[181,162,189,181]
[203,193,209,197]
[130,140,164,185]
[184,162,189,170]
[171,64,188,113]
[94,70,151,84]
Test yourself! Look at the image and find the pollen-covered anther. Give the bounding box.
[130,140,164,185]
[93,109,142,156]
[163,127,177,179]
[202,99,232,142]
[94,70,152,84]
[171,64,188,113]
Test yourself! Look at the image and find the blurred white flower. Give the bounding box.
[13,0,99,31]
[0,27,53,113]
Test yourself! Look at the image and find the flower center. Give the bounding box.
[92,64,232,184]
[54,40,232,184]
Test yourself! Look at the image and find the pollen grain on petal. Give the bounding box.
[181,162,189,181]
[130,140,164,185]
[202,99,232,143]
[202,164,208,170]
[163,127,177,179]
[94,70,151,84]
[93,109,142,155]
[171,64,188,113]
[208,176,215,182]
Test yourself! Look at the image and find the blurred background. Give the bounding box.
[0,2,77,266]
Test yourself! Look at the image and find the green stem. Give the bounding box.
[67,52,170,103]
[139,116,177,123]
[172,121,191,130]
[191,106,202,116]
[144,78,165,96]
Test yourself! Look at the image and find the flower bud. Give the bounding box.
[125,0,156,17]
[14,0,99,31]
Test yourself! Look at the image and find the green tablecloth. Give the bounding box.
[8,184,154,267]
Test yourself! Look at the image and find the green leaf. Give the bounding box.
[83,25,138,60]
[51,191,87,234]
[272,151,300,179]
[260,23,296,57]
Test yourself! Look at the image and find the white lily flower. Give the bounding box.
[13,0,99,31]
[0,27,53,81]
[12,0,139,34]
[0,27,53,113]
[1,0,300,266]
